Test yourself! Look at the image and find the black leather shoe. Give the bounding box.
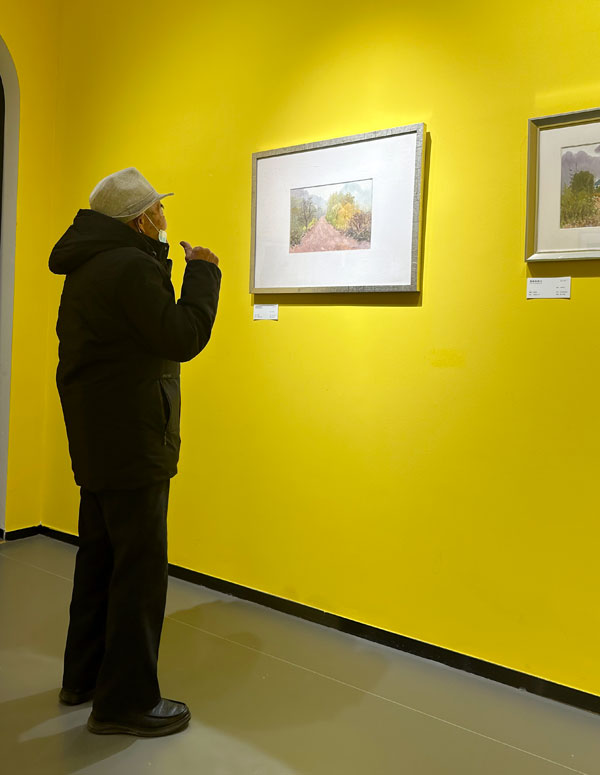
[59,687,95,705]
[87,698,191,737]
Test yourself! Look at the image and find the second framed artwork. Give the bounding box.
[526,106,600,261]
[250,124,426,294]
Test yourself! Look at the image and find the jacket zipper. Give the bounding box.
[160,380,172,446]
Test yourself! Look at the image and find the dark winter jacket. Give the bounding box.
[49,209,221,492]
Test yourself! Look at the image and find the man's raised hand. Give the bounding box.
[180,241,219,266]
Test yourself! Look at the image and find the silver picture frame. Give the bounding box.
[526,107,600,262]
[250,124,426,294]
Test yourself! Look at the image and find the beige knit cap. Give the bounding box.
[89,167,173,222]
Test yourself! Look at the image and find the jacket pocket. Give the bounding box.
[159,376,180,446]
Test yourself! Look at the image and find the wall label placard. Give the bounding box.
[253,304,279,320]
[526,277,571,299]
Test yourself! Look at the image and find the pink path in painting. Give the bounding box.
[291,217,364,253]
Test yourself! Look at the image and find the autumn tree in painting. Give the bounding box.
[326,192,371,242]
[290,190,322,246]
[346,210,371,242]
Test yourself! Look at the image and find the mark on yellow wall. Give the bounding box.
[429,349,465,368]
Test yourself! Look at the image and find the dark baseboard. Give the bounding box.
[39,526,79,547]
[4,525,42,541]
[5,525,79,547]
[8,525,600,716]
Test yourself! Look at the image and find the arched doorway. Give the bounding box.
[0,78,4,241]
[0,37,19,535]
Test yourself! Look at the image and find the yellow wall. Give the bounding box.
[1,1,61,531]
[5,0,600,696]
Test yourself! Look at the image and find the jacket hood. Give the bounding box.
[49,209,169,275]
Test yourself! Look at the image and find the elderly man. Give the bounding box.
[49,168,221,737]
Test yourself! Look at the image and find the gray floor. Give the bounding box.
[0,536,599,775]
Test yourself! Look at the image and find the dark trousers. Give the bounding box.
[62,479,170,716]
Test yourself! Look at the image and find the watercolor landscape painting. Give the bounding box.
[561,143,600,228]
[289,179,373,253]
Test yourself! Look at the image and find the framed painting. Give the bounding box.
[526,107,600,261]
[250,124,426,293]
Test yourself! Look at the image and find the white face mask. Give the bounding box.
[143,212,168,243]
